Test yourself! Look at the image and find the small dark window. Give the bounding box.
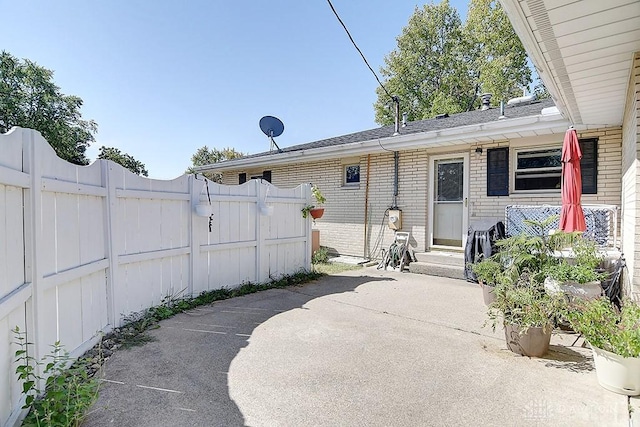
[239,173,246,184]
[579,138,597,194]
[487,148,509,196]
[345,165,360,184]
[262,170,272,183]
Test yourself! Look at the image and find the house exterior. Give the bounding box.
[198,0,639,298]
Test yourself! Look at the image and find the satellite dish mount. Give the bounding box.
[259,116,284,153]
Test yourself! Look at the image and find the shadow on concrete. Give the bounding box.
[83,273,394,427]
[540,345,594,373]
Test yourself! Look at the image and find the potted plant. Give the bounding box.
[543,236,606,300]
[487,273,565,357]
[302,185,326,219]
[471,259,504,306]
[565,297,640,395]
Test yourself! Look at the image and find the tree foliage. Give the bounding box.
[98,146,148,176]
[374,0,532,125]
[187,145,244,183]
[0,51,97,164]
[463,0,531,104]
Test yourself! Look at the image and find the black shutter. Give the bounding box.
[487,148,509,196]
[262,170,272,183]
[579,138,597,194]
[239,173,246,184]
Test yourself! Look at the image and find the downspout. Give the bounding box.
[393,151,399,209]
[363,154,371,258]
[392,96,400,209]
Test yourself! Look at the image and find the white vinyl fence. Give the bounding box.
[0,127,312,426]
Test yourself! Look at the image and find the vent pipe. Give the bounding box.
[393,96,400,135]
[480,93,492,110]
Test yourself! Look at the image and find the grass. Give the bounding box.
[313,262,363,275]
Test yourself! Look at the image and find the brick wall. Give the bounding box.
[222,151,428,258]
[221,128,622,259]
[469,129,622,222]
[621,52,640,299]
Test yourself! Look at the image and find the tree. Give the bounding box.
[373,0,532,125]
[462,0,531,106]
[187,146,244,183]
[98,146,148,176]
[374,1,472,125]
[0,51,97,165]
[533,76,550,100]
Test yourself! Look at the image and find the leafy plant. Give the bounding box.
[311,185,326,205]
[487,275,565,334]
[302,185,326,218]
[470,259,504,286]
[13,327,100,427]
[312,246,330,264]
[565,298,640,358]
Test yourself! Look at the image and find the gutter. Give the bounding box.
[498,0,571,123]
[195,112,569,173]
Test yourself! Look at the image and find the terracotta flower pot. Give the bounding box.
[310,208,324,219]
[504,323,552,357]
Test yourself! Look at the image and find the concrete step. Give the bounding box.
[408,261,466,280]
[409,251,466,280]
[414,251,465,266]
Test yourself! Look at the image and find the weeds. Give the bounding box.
[13,327,99,427]
[107,269,324,349]
[13,269,324,425]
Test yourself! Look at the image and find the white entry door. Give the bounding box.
[429,154,469,249]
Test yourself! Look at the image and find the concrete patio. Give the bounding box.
[83,267,631,426]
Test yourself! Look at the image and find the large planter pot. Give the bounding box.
[544,277,601,300]
[591,345,640,396]
[504,323,552,357]
[481,282,496,306]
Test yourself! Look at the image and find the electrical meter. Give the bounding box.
[388,209,402,230]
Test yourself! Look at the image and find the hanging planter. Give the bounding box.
[258,183,274,216]
[301,184,326,219]
[195,178,213,217]
[259,204,274,216]
[310,208,324,219]
[195,203,213,217]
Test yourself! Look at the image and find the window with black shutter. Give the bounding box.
[262,170,272,183]
[579,138,597,194]
[239,173,246,184]
[487,148,509,196]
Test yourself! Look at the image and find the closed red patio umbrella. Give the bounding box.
[559,127,586,232]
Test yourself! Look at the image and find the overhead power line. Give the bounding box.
[326,0,395,102]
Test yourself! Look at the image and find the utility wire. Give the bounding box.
[326,0,395,102]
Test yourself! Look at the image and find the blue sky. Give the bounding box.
[2,1,469,179]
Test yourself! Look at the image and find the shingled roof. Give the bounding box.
[244,98,556,160]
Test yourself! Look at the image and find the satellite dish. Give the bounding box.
[259,116,284,153]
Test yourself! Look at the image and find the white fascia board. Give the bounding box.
[197,112,568,172]
[498,0,572,123]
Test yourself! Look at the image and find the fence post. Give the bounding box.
[305,183,312,270]
[189,175,198,296]
[22,129,46,381]
[255,180,265,282]
[102,160,119,327]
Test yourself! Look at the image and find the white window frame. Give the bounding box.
[511,144,562,194]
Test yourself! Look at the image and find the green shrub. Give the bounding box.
[565,298,640,357]
[312,247,330,264]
